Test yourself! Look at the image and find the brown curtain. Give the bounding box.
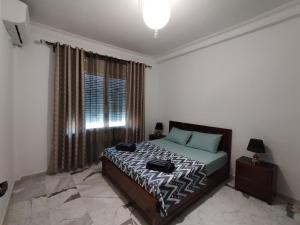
[48,44,86,174]
[85,54,127,158]
[125,62,145,143]
[49,46,146,172]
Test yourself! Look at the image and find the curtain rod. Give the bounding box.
[37,39,152,69]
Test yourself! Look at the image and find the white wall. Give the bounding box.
[11,0,299,204]
[157,16,300,201]
[13,23,159,180]
[0,0,14,223]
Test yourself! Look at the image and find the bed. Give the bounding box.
[101,121,232,225]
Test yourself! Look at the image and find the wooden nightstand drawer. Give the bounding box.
[236,176,271,202]
[236,163,272,186]
[235,156,277,204]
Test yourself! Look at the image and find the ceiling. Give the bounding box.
[21,0,293,56]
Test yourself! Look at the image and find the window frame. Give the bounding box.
[84,73,127,130]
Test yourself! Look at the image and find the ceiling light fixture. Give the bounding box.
[142,0,171,38]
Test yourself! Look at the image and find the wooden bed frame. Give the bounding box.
[102,121,232,225]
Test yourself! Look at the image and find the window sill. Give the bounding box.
[86,126,126,130]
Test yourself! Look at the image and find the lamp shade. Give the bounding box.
[143,0,171,30]
[155,122,163,131]
[247,138,265,153]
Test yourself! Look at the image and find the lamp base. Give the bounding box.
[154,129,162,136]
[252,153,260,164]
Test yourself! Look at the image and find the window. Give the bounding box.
[109,78,127,127]
[85,74,105,129]
[85,74,127,129]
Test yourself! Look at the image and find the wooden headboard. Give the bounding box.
[169,121,232,165]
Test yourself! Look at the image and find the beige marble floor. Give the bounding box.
[3,165,299,225]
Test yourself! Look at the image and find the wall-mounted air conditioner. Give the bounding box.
[2,0,29,47]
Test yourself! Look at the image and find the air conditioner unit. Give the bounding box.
[2,0,29,47]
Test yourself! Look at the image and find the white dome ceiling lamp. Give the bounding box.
[142,0,171,38]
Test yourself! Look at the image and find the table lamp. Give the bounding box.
[155,122,163,135]
[247,138,265,164]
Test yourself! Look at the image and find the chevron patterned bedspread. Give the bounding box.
[103,141,207,216]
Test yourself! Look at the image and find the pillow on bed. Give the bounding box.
[165,127,192,145]
[186,131,222,153]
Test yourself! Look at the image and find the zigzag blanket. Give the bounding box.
[103,141,207,217]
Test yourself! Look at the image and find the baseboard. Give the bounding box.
[277,193,300,205]
[0,181,14,225]
[229,175,300,205]
[16,171,46,182]
[14,171,47,184]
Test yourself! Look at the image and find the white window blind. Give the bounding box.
[85,74,127,129]
[109,78,127,127]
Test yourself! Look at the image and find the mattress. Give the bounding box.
[151,138,227,176]
[103,141,207,216]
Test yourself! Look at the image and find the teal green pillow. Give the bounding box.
[186,131,222,153]
[165,128,192,145]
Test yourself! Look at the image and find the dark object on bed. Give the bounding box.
[116,143,136,152]
[146,159,175,173]
[102,121,232,225]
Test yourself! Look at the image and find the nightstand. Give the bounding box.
[149,133,166,140]
[235,156,277,204]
